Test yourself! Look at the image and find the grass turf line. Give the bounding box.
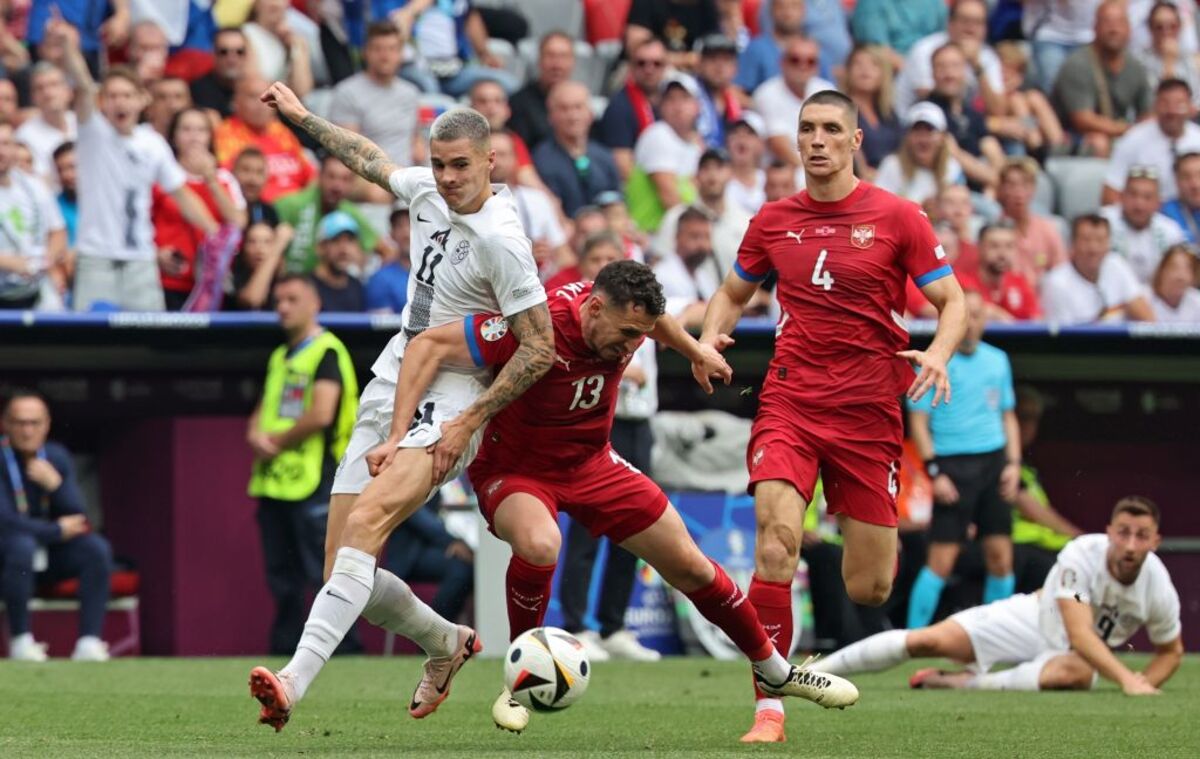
[0,655,1197,757]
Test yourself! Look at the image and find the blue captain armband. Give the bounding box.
[463,315,486,367]
[914,265,953,288]
[734,261,771,283]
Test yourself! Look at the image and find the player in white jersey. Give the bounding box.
[248,83,554,732]
[817,496,1184,695]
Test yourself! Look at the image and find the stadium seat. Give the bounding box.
[520,0,585,42]
[0,571,142,657]
[1045,157,1109,221]
[487,38,525,84]
[1032,168,1055,217]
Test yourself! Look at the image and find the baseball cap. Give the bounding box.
[905,101,948,131]
[695,33,738,56]
[593,189,625,207]
[661,73,703,99]
[731,111,766,139]
[699,147,731,166]
[319,210,360,242]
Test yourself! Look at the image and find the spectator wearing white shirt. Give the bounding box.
[491,131,570,282]
[1149,244,1200,322]
[875,102,965,205]
[15,63,77,190]
[243,0,317,96]
[54,19,217,312]
[1135,2,1200,106]
[724,113,768,215]
[752,35,837,166]
[330,22,421,205]
[0,124,68,311]
[895,0,1005,116]
[1041,214,1155,325]
[1102,78,1200,204]
[654,147,751,277]
[1100,167,1185,285]
[653,206,720,328]
[631,76,705,233]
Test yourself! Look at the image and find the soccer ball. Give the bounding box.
[504,627,590,711]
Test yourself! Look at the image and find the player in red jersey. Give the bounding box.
[374,260,861,735]
[697,90,968,743]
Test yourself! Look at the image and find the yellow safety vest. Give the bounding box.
[248,330,358,501]
[1011,465,1071,551]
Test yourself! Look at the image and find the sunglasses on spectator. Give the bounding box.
[1128,166,1160,180]
[786,55,817,67]
[635,58,665,69]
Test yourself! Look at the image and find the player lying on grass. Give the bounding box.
[378,260,861,734]
[817,496,1183,695]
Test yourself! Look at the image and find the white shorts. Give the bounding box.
[951,593,1064,672]
[331,372,488,497]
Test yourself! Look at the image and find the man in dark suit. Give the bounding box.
[1,390,112,661]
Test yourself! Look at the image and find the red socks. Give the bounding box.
[505,555,556,639]
[685,560,772,660]
[748,575,794,699]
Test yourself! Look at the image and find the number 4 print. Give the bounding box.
[811,249,834,291]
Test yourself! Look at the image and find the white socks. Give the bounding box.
[966,660,1043,691]
[819,629,910,675]
[281,546,376,702]
[361,568,459,658]
[752,649,794,685]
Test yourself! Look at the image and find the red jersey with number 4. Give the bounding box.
[466,281,639,474]
[735,182,952,407]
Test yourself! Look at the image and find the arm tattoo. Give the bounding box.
[298,113,397,190]
[463,302,554,424]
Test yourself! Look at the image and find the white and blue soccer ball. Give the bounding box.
[504,627,591,711]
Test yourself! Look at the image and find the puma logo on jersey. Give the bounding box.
[785,229,805,245]
[554,354,572,371]
[752,446,766,469]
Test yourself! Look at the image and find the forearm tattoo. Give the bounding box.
[298,113,395,189]
[466,303,554,423]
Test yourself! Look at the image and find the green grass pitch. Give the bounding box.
[1,655,1198,757]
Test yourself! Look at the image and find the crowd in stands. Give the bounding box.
[0,0,1195,323]
[3,0,1194,661]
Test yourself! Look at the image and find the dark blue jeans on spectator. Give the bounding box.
[1,531,112,637]
[257,496,360,655]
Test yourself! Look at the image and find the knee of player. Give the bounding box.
[1040,659,1094,691]
[756,527,800,570]
[845,573,892,607]
[512,529,561,566]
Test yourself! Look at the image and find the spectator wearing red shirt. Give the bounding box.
[958,222,1042,321]
[154,107,248,310]
[214,75,315,203]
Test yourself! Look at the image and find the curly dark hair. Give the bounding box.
[592,259,666,317]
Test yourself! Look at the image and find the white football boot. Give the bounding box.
[492,687,530,733]
[754,655,859,709]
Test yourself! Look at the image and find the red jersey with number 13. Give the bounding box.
[734,182,952,407]
[466,281,639,474]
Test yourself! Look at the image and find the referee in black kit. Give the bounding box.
[904,289,1022,629]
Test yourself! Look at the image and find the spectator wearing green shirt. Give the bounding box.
[273,154,381,273]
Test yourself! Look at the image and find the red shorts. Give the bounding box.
[472,446,669,543]
[747,396,903,528]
